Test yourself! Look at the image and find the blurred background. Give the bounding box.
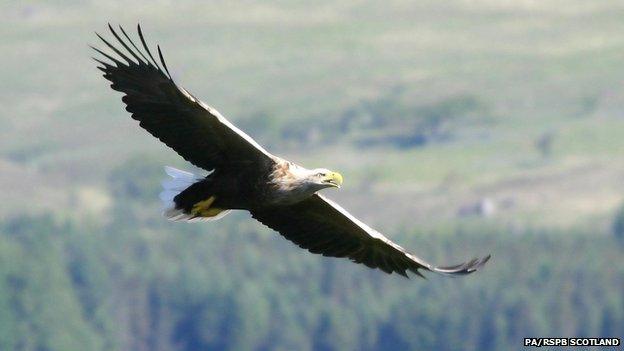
[1,1,623,350]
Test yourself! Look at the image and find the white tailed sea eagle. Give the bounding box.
[93,24,490,278]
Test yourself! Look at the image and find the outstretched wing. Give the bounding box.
[251,194,490,278]
[92,24,274,171]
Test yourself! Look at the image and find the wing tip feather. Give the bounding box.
[431,254,491,276]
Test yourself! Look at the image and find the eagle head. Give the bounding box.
[307,168,343,189]
[270,162,344,204]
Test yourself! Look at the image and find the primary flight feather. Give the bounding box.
[93,24,490,278]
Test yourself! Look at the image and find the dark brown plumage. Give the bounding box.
[93,24,490,278]
[252,194,490,277]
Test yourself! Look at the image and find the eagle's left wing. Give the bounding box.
[92,24,275,172]
[251,194,490,278]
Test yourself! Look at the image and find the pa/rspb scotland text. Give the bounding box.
[524,337,620,348]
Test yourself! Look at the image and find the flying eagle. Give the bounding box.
[93,24,490,278]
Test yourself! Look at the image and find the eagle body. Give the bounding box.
[173,159,273,212]
[94,24,490,278]
[171,159,330,217]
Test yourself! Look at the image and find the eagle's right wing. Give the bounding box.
[93,24,274,171]
[251,194,490,278]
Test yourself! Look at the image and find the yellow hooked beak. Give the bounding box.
[323,172,343,188]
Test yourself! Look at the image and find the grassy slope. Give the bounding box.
[1,0,624,228]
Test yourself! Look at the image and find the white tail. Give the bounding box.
[160,166,231,222]
[160,166,201,221]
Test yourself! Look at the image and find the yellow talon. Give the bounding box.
[191,196,216,216]
[203,208,225,217]
[191,196,226,217]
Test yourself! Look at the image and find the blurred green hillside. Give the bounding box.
[1,1,623,350]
